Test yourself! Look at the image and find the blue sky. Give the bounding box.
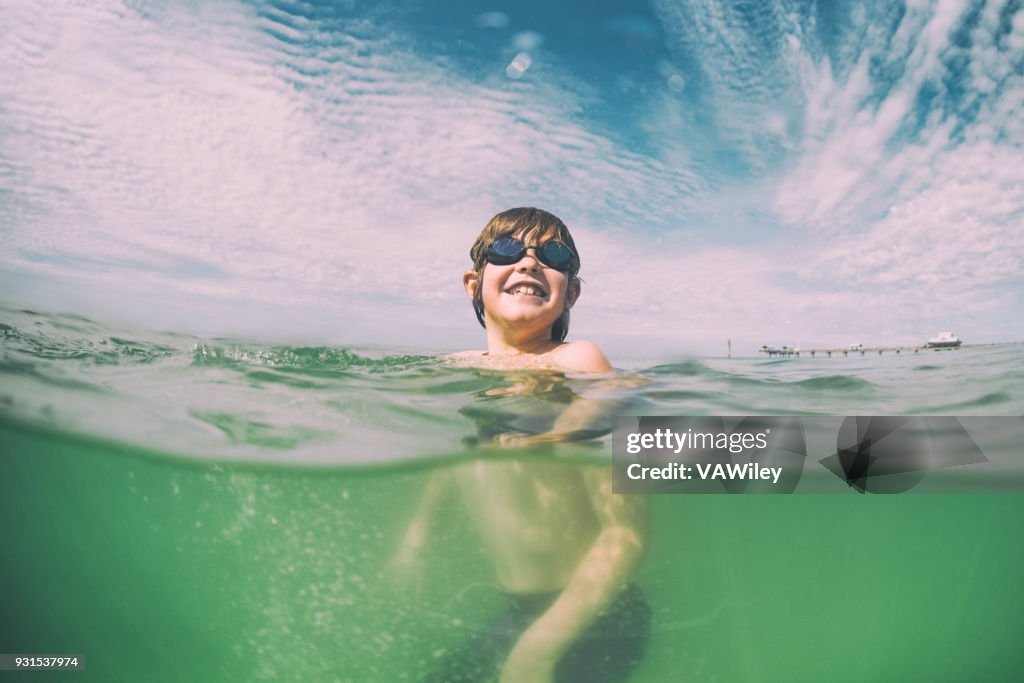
[1,0,1022,356]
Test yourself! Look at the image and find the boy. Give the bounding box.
[395,208,648,683]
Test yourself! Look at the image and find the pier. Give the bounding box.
[758,344,971,358]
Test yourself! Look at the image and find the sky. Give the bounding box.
[1,0,1022,357]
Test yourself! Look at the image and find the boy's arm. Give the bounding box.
[495,339,655,448]
[499,467,648,683]
[496,373,646,447]
[388,469,452,591]
[497,342,646,447]
[497,394,614,446]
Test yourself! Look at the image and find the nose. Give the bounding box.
[515,247,541,271]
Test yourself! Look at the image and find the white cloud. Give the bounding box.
[1,0,1022,357]
[1,0,703,343]
[768,0,1024,343]
[606,0,1024,352]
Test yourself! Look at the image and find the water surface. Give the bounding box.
[3,306,1023,681]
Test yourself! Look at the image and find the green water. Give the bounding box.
[5,422,1024,681]
[3,307,1024,681]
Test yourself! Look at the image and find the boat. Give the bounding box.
[927,331,962,349]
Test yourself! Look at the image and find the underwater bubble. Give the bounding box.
[505,52,532,79]
[667,74,685,92]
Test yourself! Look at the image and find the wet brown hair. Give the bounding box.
[468,207,581,342]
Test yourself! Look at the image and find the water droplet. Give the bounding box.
[506,53,532,79]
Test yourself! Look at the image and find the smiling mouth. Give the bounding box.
[506,284,547,297]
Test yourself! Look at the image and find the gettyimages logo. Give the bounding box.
[614,416,807,494]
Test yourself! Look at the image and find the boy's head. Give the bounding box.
[465,207,581,342]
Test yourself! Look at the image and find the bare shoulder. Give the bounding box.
[549,340,613,373]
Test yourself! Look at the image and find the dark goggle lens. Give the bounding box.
[487,237,526,263]
[486,237,573,271]
[538,241,572,270]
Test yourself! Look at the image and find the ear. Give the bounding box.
[463,269,480,300]
[566,278,581,309]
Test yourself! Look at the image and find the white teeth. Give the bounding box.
[511,285,543,296]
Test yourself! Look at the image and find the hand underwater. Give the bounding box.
[385,529,426,599]
[498,639,556,683]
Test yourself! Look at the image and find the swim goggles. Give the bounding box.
[485,237,575,272]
